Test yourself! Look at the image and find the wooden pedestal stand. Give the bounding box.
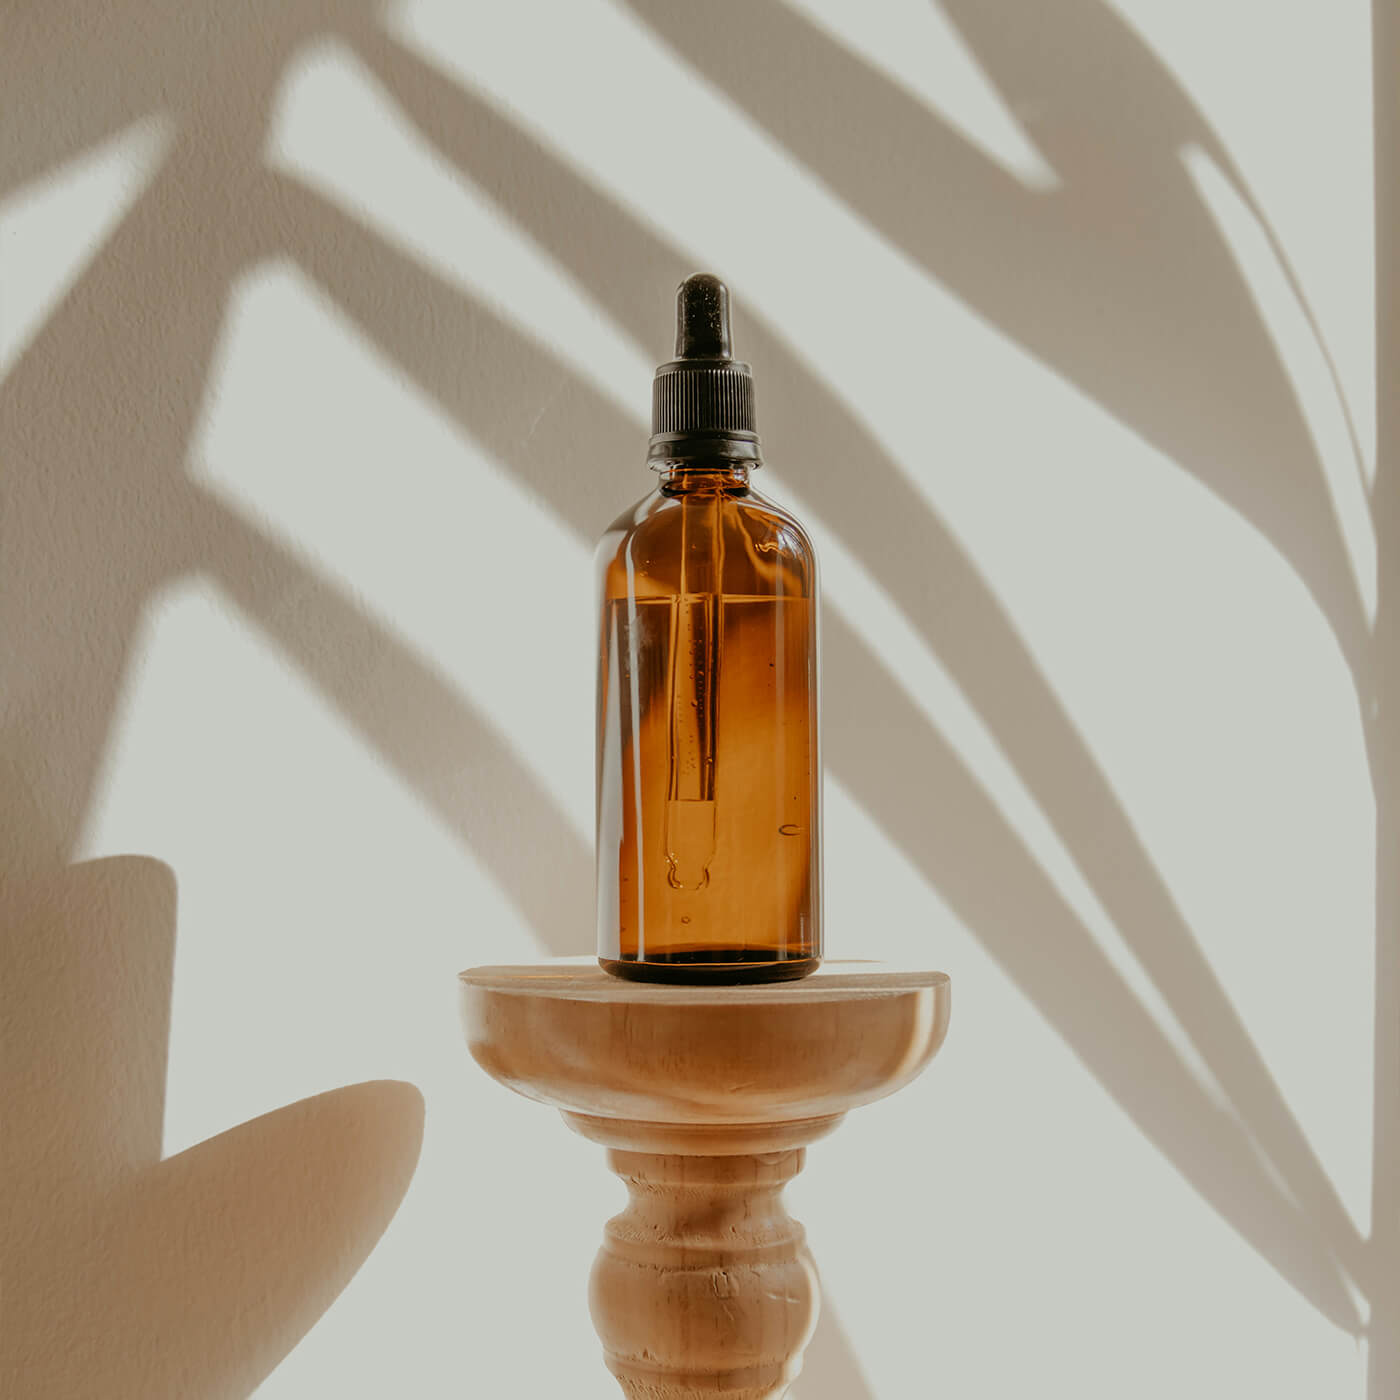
[460,959,950,1399]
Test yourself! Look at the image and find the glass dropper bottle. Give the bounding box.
[595,274,822,983]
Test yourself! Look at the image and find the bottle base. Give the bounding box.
[599,950,821,985]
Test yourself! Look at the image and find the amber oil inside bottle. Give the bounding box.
[595,458,821,983]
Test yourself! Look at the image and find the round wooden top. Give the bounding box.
[461,957,948,1003]
[460,958,950,1132]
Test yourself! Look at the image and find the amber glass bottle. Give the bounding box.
[596,275,821,983]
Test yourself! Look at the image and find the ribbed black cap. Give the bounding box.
[648,274,760,464]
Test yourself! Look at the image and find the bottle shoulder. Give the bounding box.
[598,481,816,554]
[595,477,817,601]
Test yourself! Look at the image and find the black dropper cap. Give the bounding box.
[648,273,760,465]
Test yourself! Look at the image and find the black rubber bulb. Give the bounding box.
[675,273,732,359]
[647,272,757,462]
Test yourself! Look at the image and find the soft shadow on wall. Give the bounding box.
[0,4,437,1395]
[0,858,424,1398]
[0,1,1392,1398]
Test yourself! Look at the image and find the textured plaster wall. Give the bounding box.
[1,2,1392,1396]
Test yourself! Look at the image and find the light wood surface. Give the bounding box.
[460,958,950,1398]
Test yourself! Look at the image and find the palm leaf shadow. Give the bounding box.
[0,7,867,1390]
[266,166,1358,1329]
[622,0,1399,1365]
[199,492,594,943]
[339,16,1367,1308]
[0,8,570,1393]
[0,0,382,198]
[620,0,1371,683]
[0,49,432,1395]
[1365,2,1400,1392]
[1,0,1387,1388]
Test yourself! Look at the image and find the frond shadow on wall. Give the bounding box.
[0,0,1392,1393]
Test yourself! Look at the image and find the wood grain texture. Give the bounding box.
[591,1148,818,1399]
[460,958,950,1397]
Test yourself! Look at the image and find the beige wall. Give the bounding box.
[1,1,1390,1395]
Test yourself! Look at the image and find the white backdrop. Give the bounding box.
[2,1,1385,1396]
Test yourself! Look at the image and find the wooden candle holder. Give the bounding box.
[461,959,950,1399]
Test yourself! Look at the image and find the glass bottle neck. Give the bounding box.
[655,460,754,494]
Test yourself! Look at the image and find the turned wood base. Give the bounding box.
[461,959,950,1398]
[591,1147,818,1399]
